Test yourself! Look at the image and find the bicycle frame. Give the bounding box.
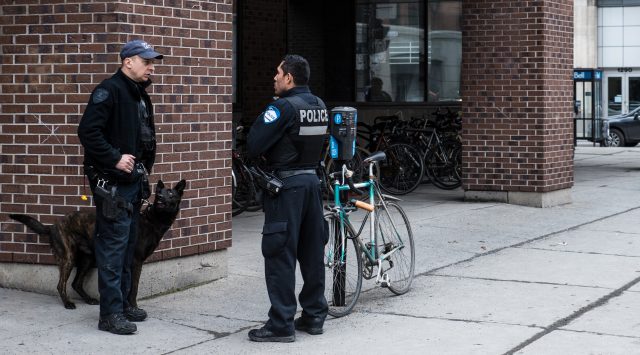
[330,162,405,284]
[424,128,449,163]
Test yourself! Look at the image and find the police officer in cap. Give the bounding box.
[78,39,162,335]
[247,54,329,342]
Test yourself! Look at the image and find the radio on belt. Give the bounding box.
[329,106,357,160]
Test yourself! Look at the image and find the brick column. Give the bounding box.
[0,1,232,296]
[461,0,574,207]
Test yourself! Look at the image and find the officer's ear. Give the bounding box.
[285,72,294,85]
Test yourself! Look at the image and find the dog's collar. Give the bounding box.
[142,201,153,214]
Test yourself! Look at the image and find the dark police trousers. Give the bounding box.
[261,173,328,335]
[93,179,141,317]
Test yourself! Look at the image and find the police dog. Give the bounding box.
[9,179,186,309]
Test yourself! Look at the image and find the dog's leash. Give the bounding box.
[80,177,90,202]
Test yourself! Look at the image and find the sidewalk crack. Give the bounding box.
[558,328,640,340]
[363,310,545,330]
[430,274,614,290]
[517,246,640,258]
[160,322,259,355]
[503,274,640,355]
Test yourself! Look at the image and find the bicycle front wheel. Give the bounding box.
[324,213,363,317]
[376,202,415,295]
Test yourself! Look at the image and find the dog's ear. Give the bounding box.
[175,179,186,196]
[156,180,165,193]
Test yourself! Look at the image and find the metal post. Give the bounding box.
[332,219,346,307]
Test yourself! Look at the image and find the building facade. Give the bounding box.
[1,0,574,297]
[597,1,640,117]
[575,0,640,117]
[237,0,574,207]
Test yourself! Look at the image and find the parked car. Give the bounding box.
[605,106,640,147]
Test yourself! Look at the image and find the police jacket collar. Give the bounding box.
[280,86,310,98]
[114,69,152,97]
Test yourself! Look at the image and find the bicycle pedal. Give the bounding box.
[378,273,390,287]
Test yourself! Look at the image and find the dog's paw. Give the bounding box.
[86,298,99,305]
[64,301,76,309]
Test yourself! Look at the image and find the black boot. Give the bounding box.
[248,326,295,343]
[98,313,137,335]
[124,306,147,322]
[294,317,324,335]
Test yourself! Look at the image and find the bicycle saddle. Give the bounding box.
[363,151,386,163]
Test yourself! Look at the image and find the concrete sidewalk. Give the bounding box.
[2,146,640,354]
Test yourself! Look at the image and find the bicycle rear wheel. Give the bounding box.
[324,146,369,197]
[233,158,263,214]
[424,140,462,190]
[324,213,363,317]
[232,159,247,216]
[378,143,424,195]
[432,144,461,190]
[375,202,415,295]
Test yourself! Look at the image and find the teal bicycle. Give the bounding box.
[324,151,415,317]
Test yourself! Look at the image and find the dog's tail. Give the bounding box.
[9,214,51,236]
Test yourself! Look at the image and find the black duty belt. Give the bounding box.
[276,169,317,179]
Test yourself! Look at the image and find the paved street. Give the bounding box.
[2,146,640,354]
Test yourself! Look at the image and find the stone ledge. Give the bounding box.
[0,249,227,302]
[464,188,572,208]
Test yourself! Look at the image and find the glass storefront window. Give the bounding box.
[356,1,425,102]
[427,0,462,102]
[355,0,461,103]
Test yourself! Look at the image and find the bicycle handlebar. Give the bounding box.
[328,167,366,196]
[351,199,374,212]
[346,173,366,196]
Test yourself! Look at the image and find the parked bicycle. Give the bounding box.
[359,116,424,195]
[323,151,415,317]
[232,126,261,216]
[356,109,462,194]
[411,109,462,190]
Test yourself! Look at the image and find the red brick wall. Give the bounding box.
[461,0,574,192]
[0,1,233,264]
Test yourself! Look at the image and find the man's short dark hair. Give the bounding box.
[281,54,310,86]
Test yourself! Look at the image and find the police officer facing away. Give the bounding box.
[247,55,329,342]
[77,40,162,335]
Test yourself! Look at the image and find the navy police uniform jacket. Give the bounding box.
[247,86,328,169]
[247,85,330,334]
[78,69,156,181]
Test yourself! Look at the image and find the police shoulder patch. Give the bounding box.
[92,88,109,104]
[263,105,280,124]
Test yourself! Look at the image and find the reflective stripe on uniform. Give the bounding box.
[299,126,328,136]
